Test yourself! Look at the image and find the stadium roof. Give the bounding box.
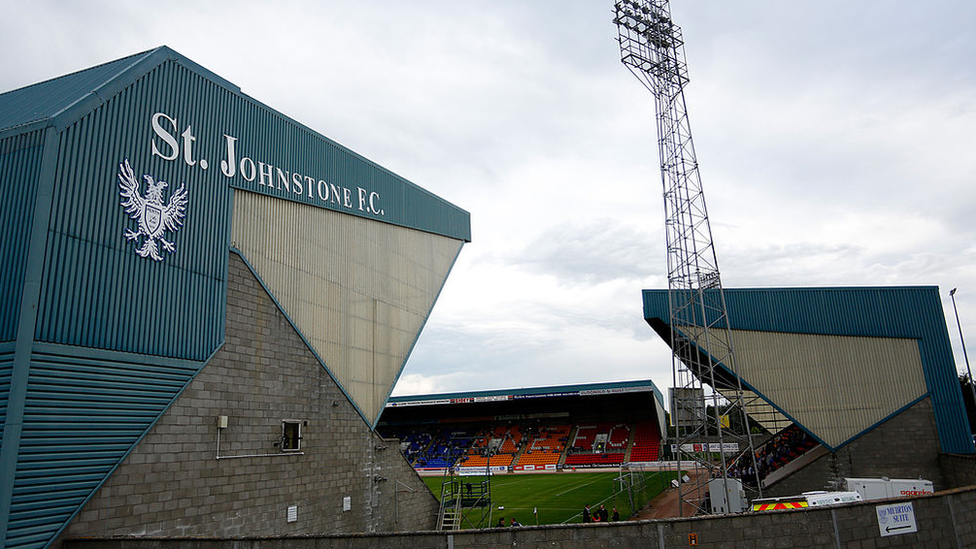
[0,48,238,135]
[386,379,664,408]
[643,286,973,454]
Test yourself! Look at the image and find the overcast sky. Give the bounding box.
[2,1,975,401]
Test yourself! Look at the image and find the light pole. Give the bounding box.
[949,288,976,420]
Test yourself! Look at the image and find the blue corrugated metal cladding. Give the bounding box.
[0,131,45,342]
[642,286,975,455]
[35,59,231,359]
[0,49,235,549]
[0,45,472,549]
[0,343,14,445]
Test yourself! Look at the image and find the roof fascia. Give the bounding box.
[0,118,49,141]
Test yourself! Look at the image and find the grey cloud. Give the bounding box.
[506,218,661,285]
[5,0,974,399]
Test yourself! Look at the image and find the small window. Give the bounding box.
[281,420,303,451]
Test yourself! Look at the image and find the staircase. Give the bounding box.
[737,389,792,434]
[623,427,637,462]
[437,479,461,530]
[558,426,579,468]
[439,507,461,530]
[437,476,491,530]
[511,437,530,468]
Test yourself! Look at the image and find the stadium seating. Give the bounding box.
[498,425,523,454]
[564,452,624,466]
[391,419,662,471]
[607,424,631,450]
[516,452,560,467]
[460,454,513,468]
[727,423,820,484]
[563,423,626,466]
[528,425,570,452]
[392,427,483,468]
[628,421,661,462]
[512,424,569,470]
[571,425,598,451]
[754,424,818,478]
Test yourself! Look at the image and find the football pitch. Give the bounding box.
[422,470,676,528]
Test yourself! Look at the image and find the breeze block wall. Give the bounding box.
[765,398,944,497]
[56,252,438,544]
[940,453,976,489]
[63,485,976,549]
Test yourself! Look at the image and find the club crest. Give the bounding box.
[117,159,187,261]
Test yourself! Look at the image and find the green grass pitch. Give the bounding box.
[422,470,675,528]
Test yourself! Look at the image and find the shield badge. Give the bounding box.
[144,204,162,235]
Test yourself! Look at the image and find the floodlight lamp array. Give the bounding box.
[613,0,676,49]
[613,0,688,92]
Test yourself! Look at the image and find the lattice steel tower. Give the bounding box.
[613,0,761,514]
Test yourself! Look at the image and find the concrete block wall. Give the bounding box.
[64,485,976,549]
[56,252,437,545]
[766,398,945,497]
[940,453,976,488]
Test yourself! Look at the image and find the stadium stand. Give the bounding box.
[756,425,817,478]
[385,418,663,471]
[379,380,668,472]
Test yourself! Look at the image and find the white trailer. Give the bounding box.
[844,478,933,501]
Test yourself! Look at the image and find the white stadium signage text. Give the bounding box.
[150,111,385,217]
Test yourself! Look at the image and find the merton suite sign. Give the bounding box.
[149,111,386,217]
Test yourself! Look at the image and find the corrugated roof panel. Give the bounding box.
[0,344,14,443]
[0,50,154,133]
[0,130,46,341]
[4,345,201,549]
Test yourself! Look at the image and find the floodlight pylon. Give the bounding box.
[613,0,762,514]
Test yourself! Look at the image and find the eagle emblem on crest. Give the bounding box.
[118,159,188,261]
